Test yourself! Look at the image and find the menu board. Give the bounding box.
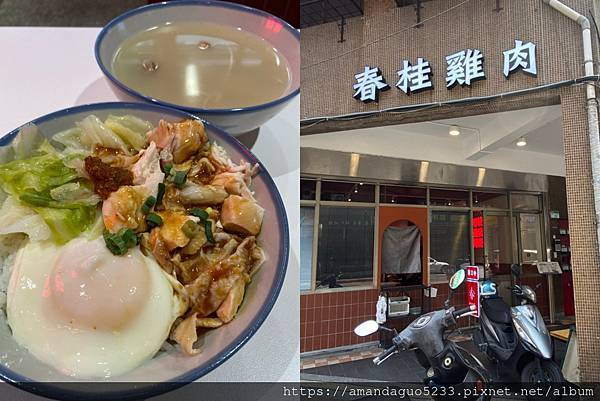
[536,261,562,274]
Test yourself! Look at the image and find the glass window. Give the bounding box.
[320,181,375,203]
[300,207,315,291]
[473,192,508,209]
[519,213,543,273]
[430,211,471,282]
[429,189,469,207]
[380,185,426,205]
[511,193,541,210]
[300,179,317,200]
[317,206,375,283]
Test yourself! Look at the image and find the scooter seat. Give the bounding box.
[482,297,512,324]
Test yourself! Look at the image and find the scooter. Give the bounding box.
[472,264,564,399]
[354,270,491,401]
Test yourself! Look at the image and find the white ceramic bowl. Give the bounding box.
[0,102,289,400]
[95,0,300,135]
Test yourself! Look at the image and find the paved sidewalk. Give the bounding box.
[301,337,567,384]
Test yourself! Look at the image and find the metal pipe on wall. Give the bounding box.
[542,0,600,266]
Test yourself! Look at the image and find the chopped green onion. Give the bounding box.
[190,207,209,221]
[146,212,163,228]
[182,220,200,238]
[156,182,166,206]
[163,162,173,176]
[118,228,138,248]
[204,219,215,244]
[142,195,157,213]
[103,230,127,255]
[173,170,187,188]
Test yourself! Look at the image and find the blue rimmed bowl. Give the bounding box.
[0,102,288,400]
[94,0,300,135]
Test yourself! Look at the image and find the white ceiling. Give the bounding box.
[301,105,566,176]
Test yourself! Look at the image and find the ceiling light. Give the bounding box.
[516,137,527,147]
[449,125,460,136]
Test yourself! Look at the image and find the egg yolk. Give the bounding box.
[45,238,150,331]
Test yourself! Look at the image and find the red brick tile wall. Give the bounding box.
[301,285,474,353]
[300,280,551,353]
[301,289,379,353]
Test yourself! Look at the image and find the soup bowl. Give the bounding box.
[95,0,300,136]
[0,102,288,400]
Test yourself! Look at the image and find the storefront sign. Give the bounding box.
[353,66,390,102]
[472,213,484,249]
[466,266,480,318]
[396,58,432,94]
[352,39,537,103]
[446,48,485,88]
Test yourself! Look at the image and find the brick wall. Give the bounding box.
[300,289,379,353]
[560,87,600,380]
[301,0,593,133]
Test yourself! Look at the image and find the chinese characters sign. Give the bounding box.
[446,48,485,88]
[466,266,480,318]
[353,66,389,102]
[503,40,537,77]
[352,39,537,103]
[396,58,432,94]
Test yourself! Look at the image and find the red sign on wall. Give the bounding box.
[466,266,480,318]
[472,214,484,250]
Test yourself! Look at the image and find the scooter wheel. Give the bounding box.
[520,360,564,401]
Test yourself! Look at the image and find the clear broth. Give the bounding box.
[112,22,291,109]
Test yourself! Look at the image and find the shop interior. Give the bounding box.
[300,105,575,357]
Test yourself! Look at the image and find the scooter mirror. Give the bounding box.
[354,320,380,337]
[449,269,466,290]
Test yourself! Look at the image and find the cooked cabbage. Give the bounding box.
[104,115,152,151]
[0,144,97,244]
[76,115,130,154]
[50,182,100,206]
[0,148,78,195]
[0,196,51,241]
[34,206,96,244]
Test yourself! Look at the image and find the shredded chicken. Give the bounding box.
[131,141,164,197]
[217,279,246,323]
[197,317,224,328]
[179,182,228,206]
[221,195,265,236]
[95,118,266,356]
[147,119,208,163]
[171,313,201,355]
[211,171,255,201]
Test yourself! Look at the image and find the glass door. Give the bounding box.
[482,211,517,305]
[517,213,544,275]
